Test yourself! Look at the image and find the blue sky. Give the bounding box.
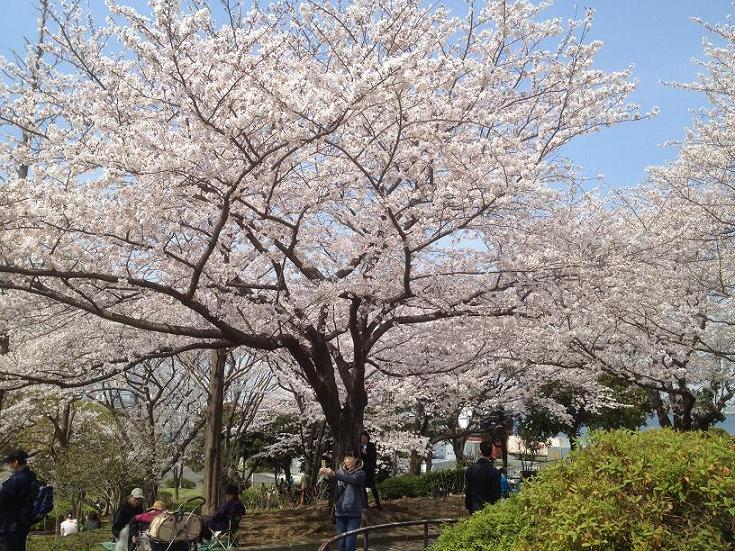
[0,0,731,188]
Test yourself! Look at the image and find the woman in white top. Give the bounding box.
[60,513,79,536]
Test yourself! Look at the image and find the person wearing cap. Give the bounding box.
[129,500,166,546]
[0,448,37,551]
[112,488,145,541]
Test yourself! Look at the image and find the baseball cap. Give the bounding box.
[130,488,145,499]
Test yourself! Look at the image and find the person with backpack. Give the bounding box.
[0,449,38,551]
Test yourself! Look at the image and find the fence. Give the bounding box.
[317,519,460,551]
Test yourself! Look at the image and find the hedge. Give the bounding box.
[378,468,465,500]
[432,429,735,550]
[164,477,197,489]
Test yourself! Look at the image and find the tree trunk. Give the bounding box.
[648,389,672,428]
[332,410,363,466]
[408,450,421,476]
[425,446,433,473]
[142,478,158,506]
[452,437,466,466]
[673,392,696,431]
[202,349,227,515]
[172,464,183,502]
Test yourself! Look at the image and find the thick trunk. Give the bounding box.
[332,410,363,465]
[202,349,227,515]
[452,437,466,466]
[673,392,695,431]
[409,450,421,476]
[142,479,158,506]
[425,447,433,473]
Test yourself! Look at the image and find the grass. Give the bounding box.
[27,528,109,551]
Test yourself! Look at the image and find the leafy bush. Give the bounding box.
[164,477,197,489]
[156,490,174,507]
[378,468,465,500]
[432,429,735,550]
[241,485,291,511]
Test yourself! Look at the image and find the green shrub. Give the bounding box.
[378,468,465,500]
[164,477,197,489]
[432,429,735,551]
[156,490,174,507]
[431,497,527,551]
[240,485,291,511]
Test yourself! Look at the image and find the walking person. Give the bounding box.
[359,431,382,510]
[0,449,38,551]
[464,441,501,514]
[320,450,366,551]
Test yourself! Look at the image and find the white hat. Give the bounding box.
[130,488,145,499]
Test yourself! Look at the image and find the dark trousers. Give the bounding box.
[334,515,361,551]
[0,527,30,551]
[363,470,381,508]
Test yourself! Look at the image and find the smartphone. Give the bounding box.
[321,459,326,469]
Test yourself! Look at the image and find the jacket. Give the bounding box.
[464,458,501,513]
[360,442,377,473]
[0,466,37,534]
[210,497,246,531]
[112,501,144,538]
[129,508,164,538]
[334,461,366,518]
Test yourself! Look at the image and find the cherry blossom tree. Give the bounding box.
[0,0,644,457]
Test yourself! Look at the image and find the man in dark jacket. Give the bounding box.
[112,488,145,541]
[464,441,501,514]
[359,431,381,509]
[0,448,37,551]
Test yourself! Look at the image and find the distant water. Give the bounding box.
[645,413,735,433]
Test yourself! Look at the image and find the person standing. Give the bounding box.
[464,441,501,514]
[320,451,366,551]
[359,431,381,510]
[499,467,511,498]
[0,448,37,551]
[112,488,145,548]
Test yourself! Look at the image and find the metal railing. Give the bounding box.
[317,518,460,551]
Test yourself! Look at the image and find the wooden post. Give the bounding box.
[202,349,227,515]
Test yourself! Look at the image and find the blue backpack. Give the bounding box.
[30,481,54,524]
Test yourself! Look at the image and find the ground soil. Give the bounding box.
[26,496,467,549]
[240,495,468,546]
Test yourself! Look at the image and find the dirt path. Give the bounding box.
[239,496,468,546]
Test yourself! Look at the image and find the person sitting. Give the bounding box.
[60,513,79,537]
[84,511,101,532]
[129,500,166,546]
[201,484,245,541]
